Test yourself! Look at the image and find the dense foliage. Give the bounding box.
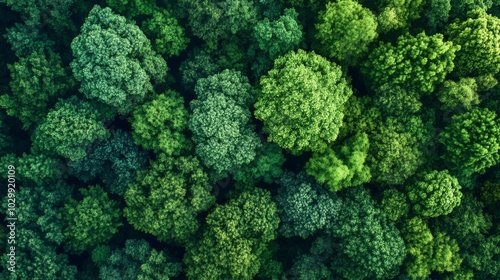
[1,1,500,279]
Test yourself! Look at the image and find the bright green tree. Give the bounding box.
[189,70,261,178]
[407,170,462,217]
[439,108,500,175]
[438,78,480,111]
[64,185,121,252]
[124,154,215,244]
[315,0,378,64]
[306,132,371,192]
[1,49,73,129]
[255,49,352,154]
[446,9,500,76]
[377,0,426,32]
[274,172,341,238]
[130,91,191,156]
[381,188,410,222]
[31,97,110,161]
[363,32,458,94]
[71,5,167,114]
[184,188,280,280]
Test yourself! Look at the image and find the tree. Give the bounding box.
[15,153,63,185]
[450,0,494,19]
[179,0,258,49]
[274,172,341,238]
[425,0,451,32]
[124,154,215,244]
[329,187,406,280]
[31,97,110,161]
[306,132,371,192]
[373,84,422,117]
[377,0,426,32]
[4,23,55,58]
[141,9,189,57]
[184,188,280,279]
[68,130,149,196]
[255,49,352,154]
[438,78,480,111]
[64,185,122,252]
[97,239,182,280]
[381,188,410,222]
[71,5,167,114]
[233,142,286,186]
[179,48,222,91]
[189,70,261,178]
[1,49,72,129]
[407,170,463,218]
[130,91,191,156]
[315,0,378,64]
[363,32,458,94]
[439,108,500,175]
[446,9,500,77]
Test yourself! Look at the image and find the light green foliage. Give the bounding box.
[475,74,498,91]
[315,0,378,64]
[431,232,463,273]
[438,78,480,111]
[425,0,451,31]
[31,97,110,161]
[1,49,72,129]
[407,170,462,217]
[180,0,258,49]
[306,132,371,192]
[274,172,341,238]
[233,143,285,186]
[373,84,422,117]
[98,239,182,280]
[337,95,382,140]
[71,5,167,114]
[124,154,215,244]
[68,130,148,196]
[130,91,191,156]
[363,32,458,94]
[184,188,279,280]
[189,70,260,177]
[446,9,500,76]
[255,49,352,154]
[439,108,500,175]
[377,0,426,32]
[402,217,434,278]
[64,186,122,252]
[4,23,56,57]
[368,117,428,185]
[381,189,410,222]
[141,9,189,57]
[330,187,406,280]
[1,228,77,280]
[253,8,303,60]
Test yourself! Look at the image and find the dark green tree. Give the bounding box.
[1,49,72,129]
[274,172,341,238]
[71,5,167,114]
[255,49,352,154]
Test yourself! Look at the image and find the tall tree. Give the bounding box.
[255,49,352,154]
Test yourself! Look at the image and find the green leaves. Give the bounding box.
[70,5,167,114]
[124,154,215,244]
[64,185,122,252]
[315,0,378,64]
[31,97,110,161]
[255,49,352,154]
[363,32,458,94]
[439,108,500,175]
[407,170,463,217]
